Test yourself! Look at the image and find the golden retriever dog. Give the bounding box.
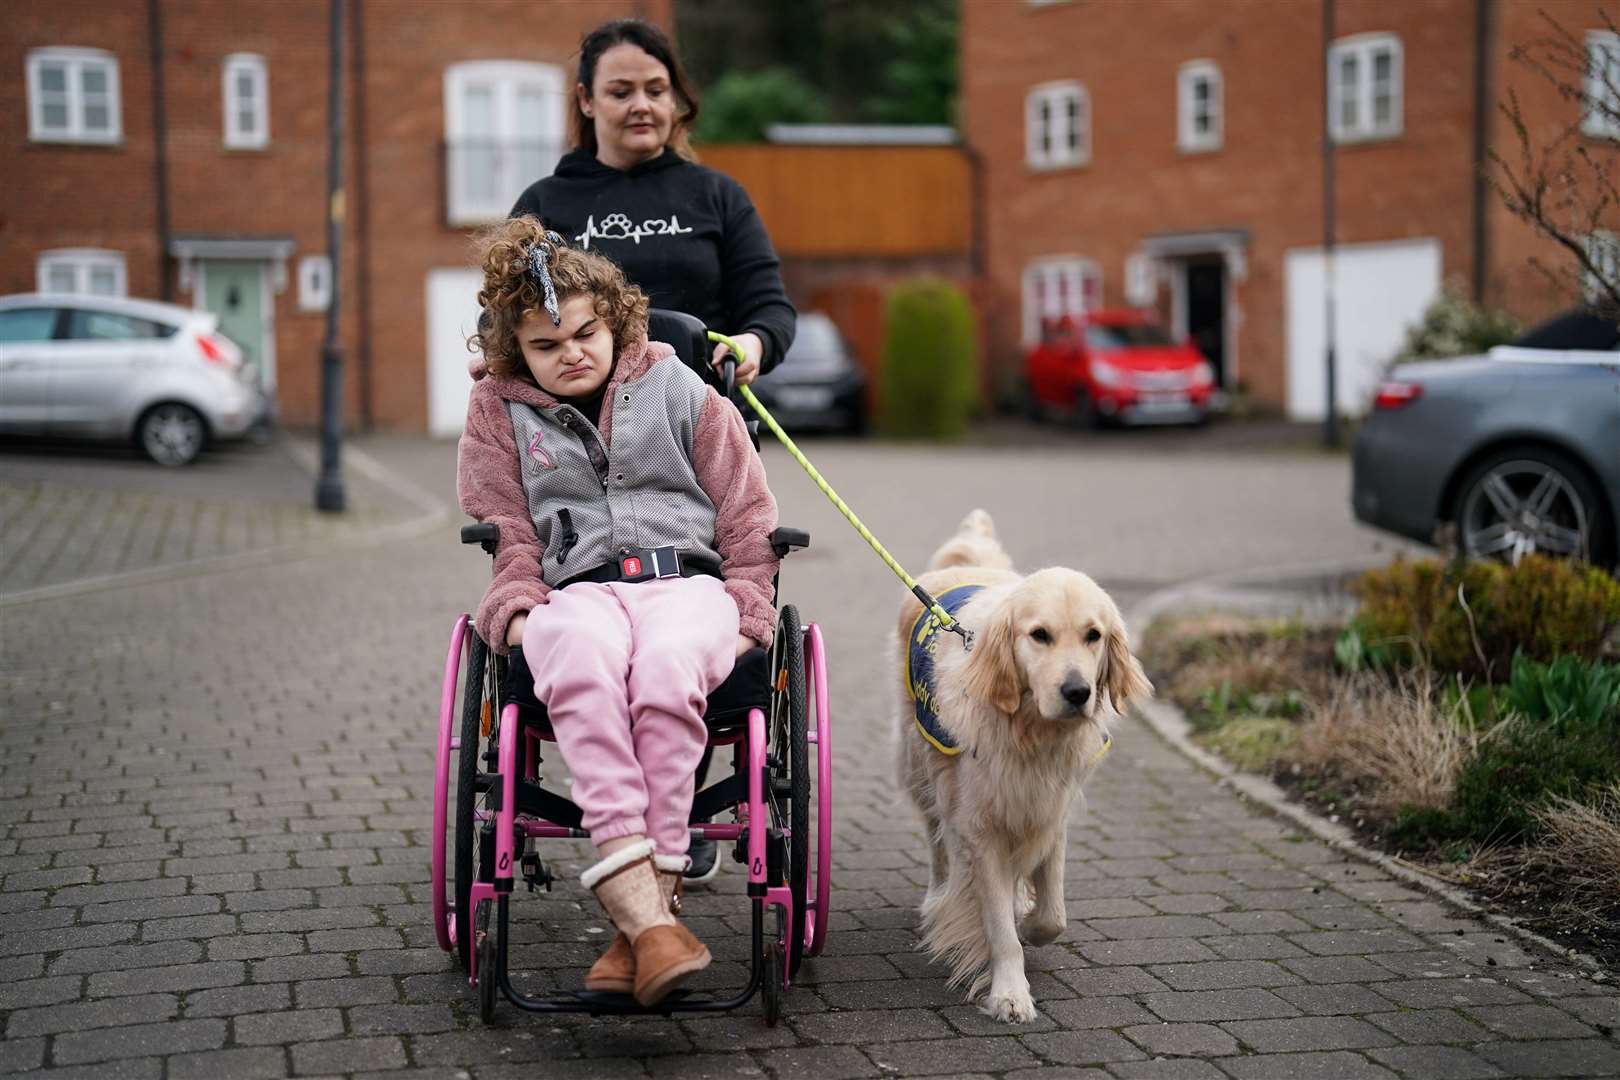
[895,509,1152,1023]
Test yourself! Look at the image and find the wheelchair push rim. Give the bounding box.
[431,614,470,955]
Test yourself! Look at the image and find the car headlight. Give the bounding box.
[1192,361,1214,386]
[1091,359,1125,388]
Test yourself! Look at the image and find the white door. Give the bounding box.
[1285,238,1441,420]
[426,268,485,438]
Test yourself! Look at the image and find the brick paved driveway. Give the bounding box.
[1,432,1614,1079]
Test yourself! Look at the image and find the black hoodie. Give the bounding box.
[511,148,796,373]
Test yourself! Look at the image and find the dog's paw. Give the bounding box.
[1019,916,1065,947]
[980,987,1039,1024]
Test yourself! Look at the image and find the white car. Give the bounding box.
[0,293,264,465]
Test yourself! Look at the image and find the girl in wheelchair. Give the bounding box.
[458,216,780,1006]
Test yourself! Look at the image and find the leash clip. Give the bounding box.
[947,622,975,651]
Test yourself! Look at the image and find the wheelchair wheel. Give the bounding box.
[761,938,784,1027]
[453,632,491,974]
[769,605,810,977]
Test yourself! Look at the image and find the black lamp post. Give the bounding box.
[1322,0,1341,448]
[315,0,348,511]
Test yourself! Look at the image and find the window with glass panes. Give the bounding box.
[27,48,120,143]
[36,250,126,297]
[223,54,269,148]
[1026,81,1089,169]
[1178,61,1222,151]
[444,61,566,225]
[1329,34,1402,142]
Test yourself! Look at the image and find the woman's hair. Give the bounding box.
[570,19,700,161]
[470,215,649,380]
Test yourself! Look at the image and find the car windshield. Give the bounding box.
[1084,323,1174,350]
[780,315,848,374]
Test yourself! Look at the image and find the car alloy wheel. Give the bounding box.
[1456,450,1602,565]
[139,403,206,466]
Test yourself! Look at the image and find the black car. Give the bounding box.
[749,313,866,434]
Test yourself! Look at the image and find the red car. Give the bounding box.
[1024,310,1216,427]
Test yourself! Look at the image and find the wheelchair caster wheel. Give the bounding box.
[477,933,497,1024]
[761,939,784,1026]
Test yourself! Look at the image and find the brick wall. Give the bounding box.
[960,0,1606,411]
[5,0,666,430]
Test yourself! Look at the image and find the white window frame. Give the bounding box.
[1021,256,1102,345]
[1328,33,1403,143]
[444,60,567,226]
[36,248,127,296]
[223,53,270,149]
[1025,80,1090,170]
[26,47,122,144]
[1177,60,1223,152]
[1584,31,1620,139]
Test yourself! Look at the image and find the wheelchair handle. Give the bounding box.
[708,330,743,398]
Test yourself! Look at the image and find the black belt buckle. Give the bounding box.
[618,546,681,582]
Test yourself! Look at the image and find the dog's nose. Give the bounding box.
[1061,677,1091,709]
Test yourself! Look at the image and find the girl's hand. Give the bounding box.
[712,331,764,387]
[736,633,756,658]
[506,611,529,647]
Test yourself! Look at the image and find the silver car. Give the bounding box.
[0,293,263,466]
[1351,310,1620,569]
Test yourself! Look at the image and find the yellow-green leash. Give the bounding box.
[709,330,972,649]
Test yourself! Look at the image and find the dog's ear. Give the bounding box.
[1103,621,1153,713]
[959,602,1022,715]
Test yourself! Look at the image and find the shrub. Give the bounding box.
[876,277,979,438]
[693,68,830,144]
[1392,282,1521,365]
[1443,655,1620,844]
[1351,555,1620,681]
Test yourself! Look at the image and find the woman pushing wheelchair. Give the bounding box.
[457,217,780,1006]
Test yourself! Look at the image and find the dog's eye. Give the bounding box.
[1029,627,1051,644]
[1084,627,1102,644]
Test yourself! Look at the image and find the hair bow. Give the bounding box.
[525,231,567,327]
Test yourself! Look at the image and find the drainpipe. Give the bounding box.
[353,0,374,430]
[1471,0,1496,304]
[148,0,172,301]
[315,0,348,512]
[1321,0,1340,448]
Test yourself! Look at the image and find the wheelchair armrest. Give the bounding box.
[770,526,809,558]
[461,522,499,555]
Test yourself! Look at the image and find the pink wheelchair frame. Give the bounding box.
[429,596,832,1025]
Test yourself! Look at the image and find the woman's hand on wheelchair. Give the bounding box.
[711,331,763,387]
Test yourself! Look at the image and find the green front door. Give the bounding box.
[201,259,269,389]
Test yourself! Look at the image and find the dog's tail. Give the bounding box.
[919,861,995,998]
[928,509,1012,572]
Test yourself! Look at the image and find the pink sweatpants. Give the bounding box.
[521,575,739,857]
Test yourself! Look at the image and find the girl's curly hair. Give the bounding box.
[469,216,649,380]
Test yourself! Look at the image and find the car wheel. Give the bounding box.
[137,403,207,467]
[1453,446,1615,568]
[1020,380,1043,422]
[1070,388,1101,431]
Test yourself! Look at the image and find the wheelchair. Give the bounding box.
[429,311,833,1025]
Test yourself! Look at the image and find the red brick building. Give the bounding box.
[960,0,1620,418]
[5,0,666,433]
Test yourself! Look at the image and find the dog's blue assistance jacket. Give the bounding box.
[905,585,984,755]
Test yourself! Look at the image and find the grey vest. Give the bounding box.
[507,356,721,587]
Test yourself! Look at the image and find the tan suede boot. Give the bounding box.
[583,932,635,994]
[654,853,688,916]
[582,841,710,1006]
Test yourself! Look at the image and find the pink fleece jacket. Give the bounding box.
[457,337,780,652]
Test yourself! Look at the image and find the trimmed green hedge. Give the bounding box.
[877,278,979,439]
